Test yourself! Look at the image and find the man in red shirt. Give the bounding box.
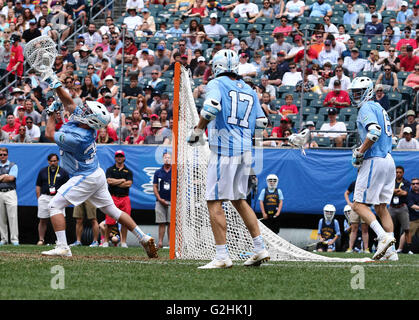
[323,80,351,109]
[396,27,417,51]
[272,116,291,142]
[116,34,138,64]
[14,106,26,127]
[2,114,20,139]
[400,45,419,72]
[6,34,24,81]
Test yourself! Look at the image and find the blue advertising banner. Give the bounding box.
[2,144,419,214]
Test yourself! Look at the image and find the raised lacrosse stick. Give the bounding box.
[288,128,310,156]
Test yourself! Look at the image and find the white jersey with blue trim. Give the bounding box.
[205,75,265,156]
[356,100,393,159]
[54,106,99,176]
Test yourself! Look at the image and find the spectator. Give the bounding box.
[387,18,402,44]
[249,0,274,24]
[69,201,100,247]
[373,84,390,111]
[182,0,208,19]
[285,35,305,61]
[141,8,156,33]
[363,50,382,72]
[323,80,350,109]
[272,116,291,143]
[203,12,227,41]
[306,0,332,17]
[141,121,170,145]
[396,26,417,51]
[116,34,138,65]
[0,93,13,118]
[245,28,264,55]
[105,150,134,248]
[258,74,276,100]
[24,99,41,126]
[323,15,338,38]
[270,32,292,56]
[126,0,145,12]
[14,105,26,127]
[399,110,419,139]
[356,13,384,40]
[75,45,95,70]
[400,45,419,72]
[97,58,115,82]
[388,166,411,253]
[230,0,259,19]
[96,127,115,144]
[376,65,399,92]
[344,180,370,253]
[21,18,41,43]
[279,94,298,116]
[35,153,70,245]
[282,62,302,86]
[103,75,119,99]
[170,0,194,12]
[0,147,18,245]
[6,34,23,82]
[379,0,402,13]
[153,152,172,248]
[303,121,319,148]
[342,47,366,76]
[192,56,207,79]
[154,45,171,73]
[397,1,413,24]
[379,46,400,72]
[24,116,40,142]
[318,107,347,147]
[260,91,277,115]
[283,0,305,21]
[258,174,283,234]
[237,53,257,78]
[318,39,339,66]
[124,7,143,33]
[335,25,351,44]
[295,71,318,94]
[397,127,419,149]
[343,3,358,30]
[341,38,363,59]
[406,177,419,254]
[0,39,11,65]
[80,75,99,101]
[122,76,142,101]
[167,18,184,38]
[11,125,31,143]
[327,66,350,91]
[171,39,192,64]
[316,204,340,252]
[124,123,145,144]
[2,114,19,139]
[406,4,419,26]
[68,0,87,25]
[363,3,382,24]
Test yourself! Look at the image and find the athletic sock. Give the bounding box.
[132,226,146,241]
[56,231,67,246]
[215,244,229,260]
[253,235,265,253]
[370,220,386,239]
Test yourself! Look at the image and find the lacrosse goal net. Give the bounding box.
[169,63,370,263]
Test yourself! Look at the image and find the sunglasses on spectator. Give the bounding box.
[389,49,395,52]
[415,68,419,71]
[384,68,391,71]
[289,66,296,69]
[376,89,383,92]
[132,127,139,130]
[412,182,419,185]
[0,153,8,156]
[151,72,159,75]
[26,121,33,124]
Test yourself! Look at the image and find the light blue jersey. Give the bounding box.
[206,76,265,156]
[357,101,393,160]
[54,106,99,176]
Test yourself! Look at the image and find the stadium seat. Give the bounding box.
[317,107,331,121]
[313,136,331,147]
[301,106,316,115]
[306,114,320,122]
[340,108,358,122]
[346,121,356,131]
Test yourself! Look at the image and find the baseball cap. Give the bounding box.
[210,13,217,18]
[305,121,315,127]
[181,54,188,59]
[280,116,290,123]
[79,45,90,52]
[351,47,359,52]
[29,19,37,24]
[403,127,413,134]
[333,79,341,87]
[214,40,222,45]
[12,88,23,93]
[371,13,378,17]
[156,45,165,51]
[110,40,117,45]
[142,49,149,54]
[61,45,68,50]
[104,92,112,98]
[406,110,416,116]
[401,1,408,6]
[142,8,149,13]
[264,47,271,52]
[115,150,125,157]
[294,35,302,41]
[150,114,159,119]
[144,85,153,91]
[197,56,205,62]
[324,40,332,45]
[104,75,115,82]
[278,50,286,56]
[328,108,337,115]
[17,106,24,110]
[407,45,414,52]
[240,52,248,58]
[152,90,161,97]
[151,121,162,129]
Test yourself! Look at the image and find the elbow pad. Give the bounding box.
[366,123,381,142]
[200,98,221,121]
[256,117,268,129]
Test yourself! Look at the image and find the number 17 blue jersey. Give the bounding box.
[205,76,265,156]
[356,101,393,160]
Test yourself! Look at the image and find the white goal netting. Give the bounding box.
[173,66,370,263]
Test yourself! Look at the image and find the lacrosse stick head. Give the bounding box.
[24,36,57,74]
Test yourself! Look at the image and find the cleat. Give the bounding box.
[141,235,158,258]
[198,258,233,269]
[69,241,82,247]
[101,242,109,248]
[373,233,396,260]
[120,243,128,248]
[408,250,414,255]
[42,243,72,257]
[363,248,370,254]
[11,241,19,246]
[380,246,398,261]
[0,240,7,246]
[243,249,270,266]
[89,241,99,247]
[345,248,353,253]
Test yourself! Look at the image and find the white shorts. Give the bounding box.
[206,151,251,201]
[58,168,114,208]
[354,153,396,205]
[37,194,65,219]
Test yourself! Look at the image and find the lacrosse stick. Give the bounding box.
[288,128,310,156]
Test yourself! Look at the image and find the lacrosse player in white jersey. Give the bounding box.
[348,77,397,261]
[40,71,157,258]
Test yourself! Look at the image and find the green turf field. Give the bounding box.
[0,245,418,300]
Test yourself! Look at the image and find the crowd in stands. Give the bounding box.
[0,0,418,148]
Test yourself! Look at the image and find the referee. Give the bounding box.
[35,153,69,245]
[105,150,133,248]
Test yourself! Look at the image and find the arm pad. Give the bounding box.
[256,117,268,129]
[200,98,221,121]
[366,123,381,142]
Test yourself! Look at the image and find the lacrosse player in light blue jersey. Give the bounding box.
[348,77,397,261]
[40,72,157,258]
[187,49,271,269]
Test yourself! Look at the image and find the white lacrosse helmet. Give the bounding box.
[212,49,239,77]
[72,101,111,130]
[343,205,352,222]
[266,174,278,189]
[347,77,374,107]
[323,204,336,223]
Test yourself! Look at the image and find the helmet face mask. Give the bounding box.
[212,49,239,77]
[348,77,374,107]
[323,204,336,223]
[344,205,352,222]
[72,101,111,130]
[266,174,278,189]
